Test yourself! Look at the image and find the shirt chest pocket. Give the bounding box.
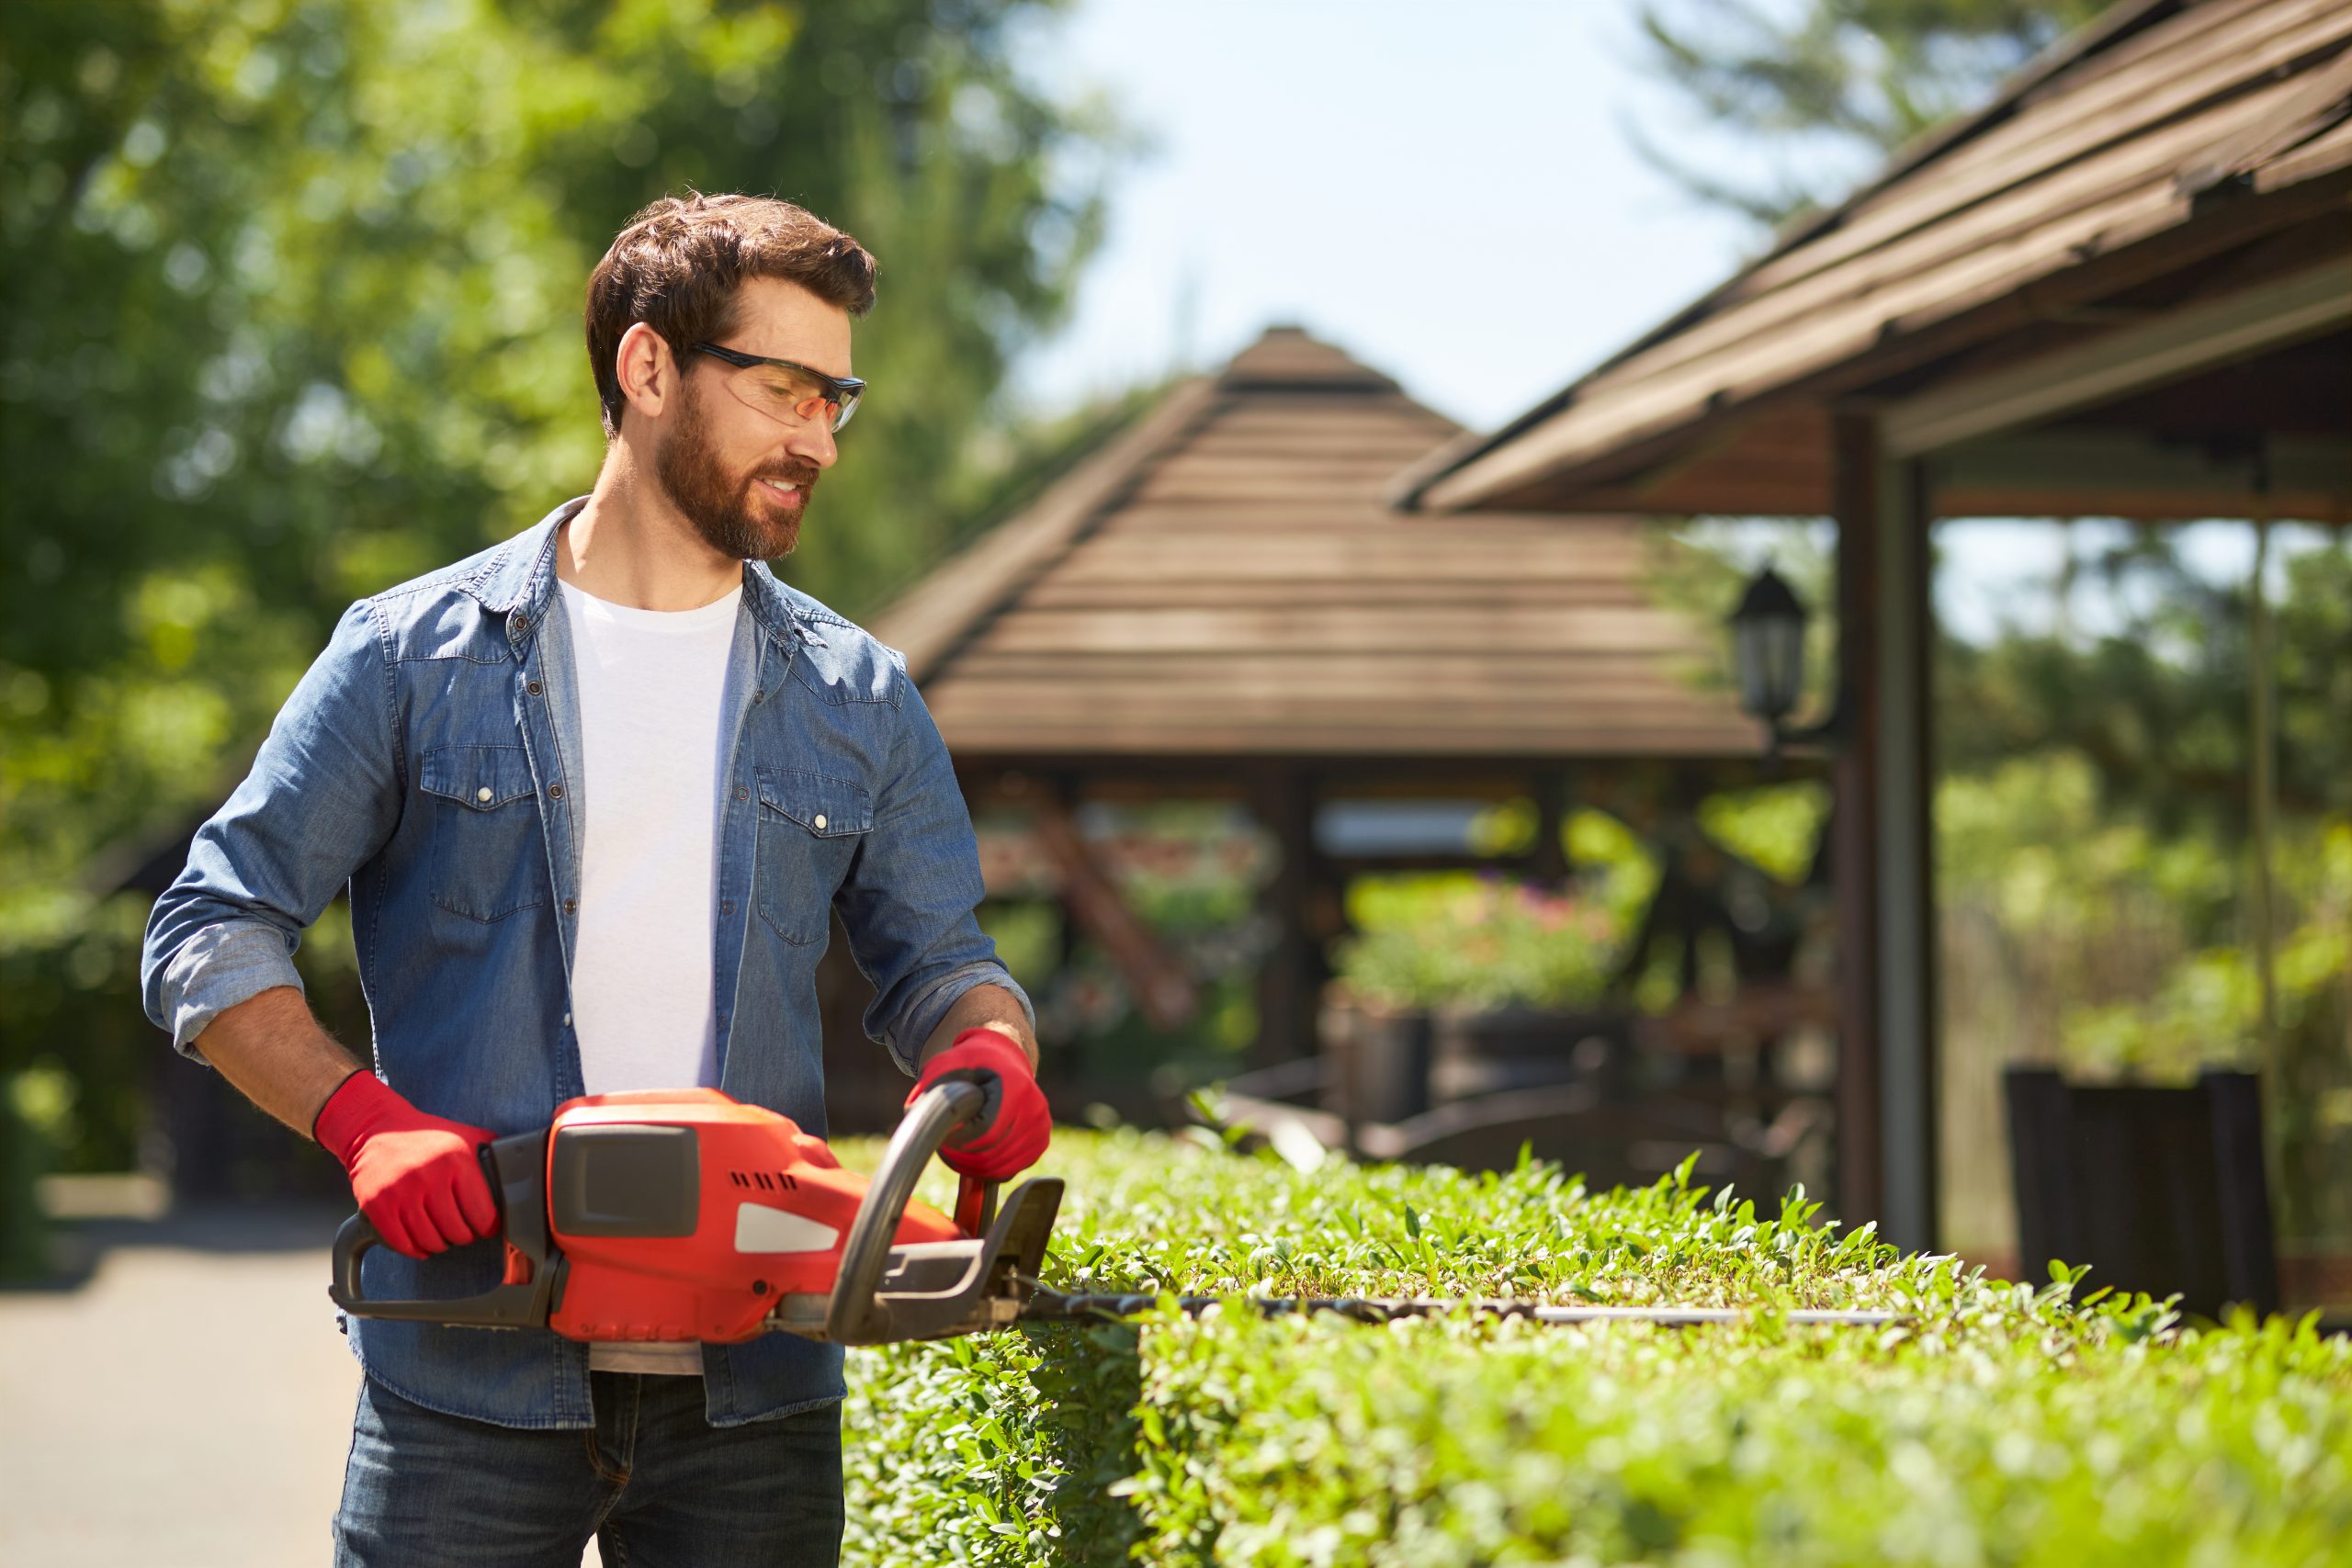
[419,744,549,923]
[753,768,873,945]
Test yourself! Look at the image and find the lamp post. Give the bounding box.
[1730,564,1806,731]
[1728,563,1841,761]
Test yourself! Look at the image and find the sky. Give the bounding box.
[1015,0,1763,432]
[1007,0,2334,647]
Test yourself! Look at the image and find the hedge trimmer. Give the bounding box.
[329,1084,1898,1343]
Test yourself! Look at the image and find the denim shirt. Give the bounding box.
[140,497,1030,1430]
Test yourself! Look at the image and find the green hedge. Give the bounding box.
[840,1130,2352,1566]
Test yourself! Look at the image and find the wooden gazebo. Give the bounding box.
[1401,0,2352,1249]
[825,328,1777,1122]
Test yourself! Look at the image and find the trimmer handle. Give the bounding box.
[823,1080,989,1340]
[954,1174,1000,1237]
[328,1130,560,1328]
[931,1057,1011,1235]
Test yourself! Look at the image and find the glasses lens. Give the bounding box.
[722,362,811,423]
[721,361,861,434]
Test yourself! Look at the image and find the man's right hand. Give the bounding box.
[312,1070,502,1259]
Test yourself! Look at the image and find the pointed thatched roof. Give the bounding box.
[868,327,1758,761]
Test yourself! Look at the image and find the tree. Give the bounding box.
[1632,0,2108,224]
[0,0,1121,1174]
[1937,531,2352,837]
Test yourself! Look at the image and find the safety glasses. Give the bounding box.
[689,341,865,434]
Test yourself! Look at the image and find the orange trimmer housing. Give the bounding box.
[332,1078,1064,1348]
[534,1089,962,1345]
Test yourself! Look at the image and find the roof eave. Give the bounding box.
[1398,0,2190,512]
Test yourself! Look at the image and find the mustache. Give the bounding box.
[752,460,821,491]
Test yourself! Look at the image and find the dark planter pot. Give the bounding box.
[1319,1000,1431,1128]
[1427,1004,1630,1103]
[2005,1067,2279,1319]
[1318,998,1634,1130]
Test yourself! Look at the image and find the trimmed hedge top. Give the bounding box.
[842,1129,2352,1567]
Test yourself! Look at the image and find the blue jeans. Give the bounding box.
[334,1371,843,1566]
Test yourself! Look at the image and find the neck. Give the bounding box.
[559,442,742,611]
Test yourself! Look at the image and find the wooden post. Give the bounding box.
[1831,412,1940,1250]
[1875,448,1940,1253]
[1253,768,1321,1067]
[1052,772,1082,985]
[1830,412,1886,1232]
[2247,481,2292,1223]
[1532,767,1570,887]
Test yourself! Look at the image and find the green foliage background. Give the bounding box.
[1336,809,1668,1013]
[1930,536,2352,1257]
[0,0,1119,1190]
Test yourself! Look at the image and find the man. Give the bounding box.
[140,192,1051,1566]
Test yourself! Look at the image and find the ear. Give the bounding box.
[614,322,678,423]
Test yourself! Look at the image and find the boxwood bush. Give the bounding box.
[839,1129,2352,1566]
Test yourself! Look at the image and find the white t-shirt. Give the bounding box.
[557,574,741,1375]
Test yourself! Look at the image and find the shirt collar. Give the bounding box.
[464,496,823,650]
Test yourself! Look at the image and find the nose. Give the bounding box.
[788,416,838,470]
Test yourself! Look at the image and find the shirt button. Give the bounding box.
[752,690,763,704]
[719,899,735,915]
[563,897,577,913]
[812,814,828,830]
[513,613,529,632]
[526,680,543,696]
[562,1012,571,1027]
[733,786,748,802]
[548,784,563,799]
[476,786,492,803]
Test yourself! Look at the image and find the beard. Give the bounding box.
[653,383,820,561]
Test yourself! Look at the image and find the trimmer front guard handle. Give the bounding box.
[818,1078,1062,1345]
[327,1130,560,1329]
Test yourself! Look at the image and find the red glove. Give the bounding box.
[908,1028,1050,1181]
[313,1070,501,1260]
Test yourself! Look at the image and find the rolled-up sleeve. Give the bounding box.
[141,599,404,1063]
[831,668,1032,1075]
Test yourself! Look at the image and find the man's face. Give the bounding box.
[651,276,851,561]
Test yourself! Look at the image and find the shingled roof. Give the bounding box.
[1403,0,2352,517]
[867,327,1759,761]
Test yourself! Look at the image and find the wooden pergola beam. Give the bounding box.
[1029,797,1200,1032]
[1932,430,2352,524]
[1882,260,2352,458]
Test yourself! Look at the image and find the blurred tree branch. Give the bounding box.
[1630,0,2108,227]
[0,0,1125,1168]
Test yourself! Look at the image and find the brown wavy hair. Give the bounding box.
[583,191,876,438]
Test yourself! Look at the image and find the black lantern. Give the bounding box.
[1729,564,1809,728]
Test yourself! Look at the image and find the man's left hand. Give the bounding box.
[908,1027,1050,1180]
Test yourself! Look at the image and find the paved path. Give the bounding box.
[0,1199,605,1567]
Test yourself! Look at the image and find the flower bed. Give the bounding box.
[839,1130,2352,1566]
